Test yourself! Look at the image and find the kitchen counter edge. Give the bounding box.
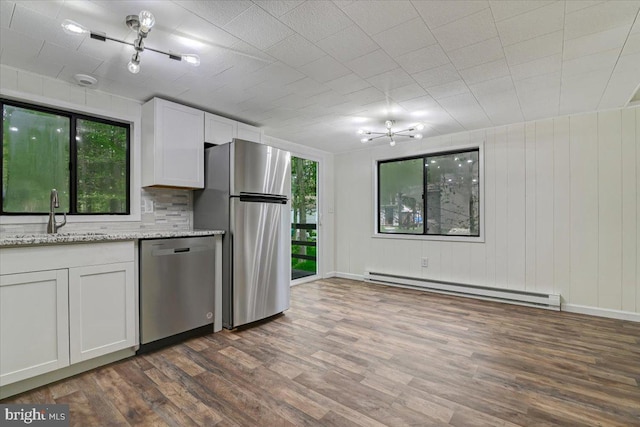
[0,230,224,247]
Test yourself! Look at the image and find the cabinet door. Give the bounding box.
[237,122,262,143]
[144,98,205,188]
[0,270,69,386]
[68,262,136,364]
[205,113,237,145]
[159,100,204,187]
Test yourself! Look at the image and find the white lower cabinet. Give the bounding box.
[0,270,70,386]
[0,241,137,388]
[69,262,136,364]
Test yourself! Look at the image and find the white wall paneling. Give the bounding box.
[484,129,497,288]
[620,108,636,313]
[570,114,599,307]
[335,106,640,318]
[553,117,571,300]
[597,110,623,310]
[335,153,351,274]
[494,127,509,289]
[524,121,537,292]
[636,107,640,313]
[535,119,555,294]
[507,124,526,291]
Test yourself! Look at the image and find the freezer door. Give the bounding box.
[231,197,291,327]
[230,139,291,197]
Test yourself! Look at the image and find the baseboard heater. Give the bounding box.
[364,271,561,311]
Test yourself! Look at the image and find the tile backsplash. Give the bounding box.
[0,188,193,235]
[140,188,192,230]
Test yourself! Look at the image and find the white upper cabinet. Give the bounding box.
[142,98,205,189]
[237,122,263,143]
[205,112,262,145]
[205,113,237,145]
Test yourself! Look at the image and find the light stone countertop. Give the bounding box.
[0,229,224,247]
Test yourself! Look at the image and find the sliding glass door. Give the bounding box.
[290,156,318,281]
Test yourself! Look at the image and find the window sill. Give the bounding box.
[1,213,141,225]
[372,232,485,243]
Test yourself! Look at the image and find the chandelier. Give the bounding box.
[358,120,424,146]
[61,10,200,74]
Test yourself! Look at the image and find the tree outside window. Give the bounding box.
[1,100,130,215]
[378,148,480,237]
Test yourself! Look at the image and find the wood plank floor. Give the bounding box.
[4,278,640,426]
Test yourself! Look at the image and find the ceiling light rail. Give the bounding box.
[358,120,424,146]
[61,10,200,74]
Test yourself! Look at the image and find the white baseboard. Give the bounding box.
[324,271,337,279]
[334,272,364,281]
[562,304,640,322]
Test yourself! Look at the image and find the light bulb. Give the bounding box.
[389,139,396,147]
[413,133,423,139]
[127,59,140,74]
[181,54,200,66]
[357,129,365,135]
[61,19,89,35]
[138,10,155,33]
[361,138,369,143]
[416,123,425,131]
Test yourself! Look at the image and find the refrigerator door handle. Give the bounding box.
[237,193,288,204]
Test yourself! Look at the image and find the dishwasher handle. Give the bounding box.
[151,245,209,256]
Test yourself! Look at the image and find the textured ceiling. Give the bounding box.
[1,0,639,153]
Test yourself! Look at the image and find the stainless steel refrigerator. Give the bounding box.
[194,139,291,329]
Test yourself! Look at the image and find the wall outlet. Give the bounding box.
[144,199,154,213]
[421,257,428,268]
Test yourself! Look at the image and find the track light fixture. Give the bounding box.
[358,120,424,146]
[61,10,200,74]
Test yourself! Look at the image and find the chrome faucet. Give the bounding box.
[47,189,67,234]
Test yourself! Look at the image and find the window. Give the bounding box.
[378,148,480,237]
[1,100,130,215]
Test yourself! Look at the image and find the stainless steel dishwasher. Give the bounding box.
[138,236,215,353]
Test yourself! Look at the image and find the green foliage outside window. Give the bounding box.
[1,101,129,215]
[2,106,70,212]
[291,157,317,277]
[76,119,128,213]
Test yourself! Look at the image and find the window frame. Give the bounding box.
[1,98,131,216]
[373,142,484,243]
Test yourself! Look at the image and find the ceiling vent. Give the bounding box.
[73,74,98,88]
